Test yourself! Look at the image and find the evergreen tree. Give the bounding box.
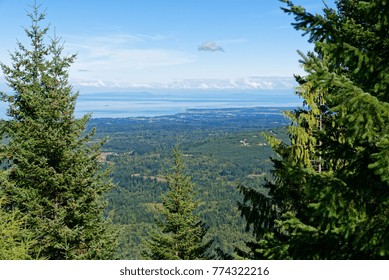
[0,171,35,259]
[144,148,211,260]
[0,4,116,259]
[239,0,389,259]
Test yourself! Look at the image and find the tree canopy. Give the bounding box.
[239,0,389,259]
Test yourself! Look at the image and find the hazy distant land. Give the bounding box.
[76,89,300,118]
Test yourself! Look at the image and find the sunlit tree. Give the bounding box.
[0,4,117,259]
[144,148,211,259]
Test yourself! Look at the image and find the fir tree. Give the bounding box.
[144,148,211,260]
[0,4,116,259]
[0,171,35,259]
[239,0,389,259]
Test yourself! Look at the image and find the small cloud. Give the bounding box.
[78,80,106,87]
[198,41,225,52]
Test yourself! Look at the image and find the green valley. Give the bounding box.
[89,107,290,259]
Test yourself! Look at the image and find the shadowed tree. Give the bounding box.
[239,0,389,259]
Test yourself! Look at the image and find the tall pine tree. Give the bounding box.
[144,148,211,260]
[0,4,116,259]
[239,0,389,259]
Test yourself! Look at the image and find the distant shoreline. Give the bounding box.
[76,89,301,118]
[89,106,296,121]
[0,89,301,119]
[89,105,297,120]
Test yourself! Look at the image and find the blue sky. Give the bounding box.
[0,0,335,92]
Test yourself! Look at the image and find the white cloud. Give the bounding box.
[74,76,296,91]
[165,77,296,90]
[75,48,194,70]
[78,80,106,88]
[198,41,225,52]
[64,33,195,85]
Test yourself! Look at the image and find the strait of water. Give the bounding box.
[0,89,301,118]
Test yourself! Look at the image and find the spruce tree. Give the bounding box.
[0,171,35,259]
[0,4,116,259]
[144,148,211,260]
[239,0,389,259]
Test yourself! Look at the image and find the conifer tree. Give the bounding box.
[0,171,35,259]
[144,148,211,260]
[239,0,389,259]
[0,4,116,259]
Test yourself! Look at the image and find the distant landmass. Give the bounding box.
[76,89,301,118]
[89,106,292,134]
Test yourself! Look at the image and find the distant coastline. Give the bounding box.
[76,89,301,118]
[0,89,301,119]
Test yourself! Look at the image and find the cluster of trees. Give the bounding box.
[102,128,278,259]
[0,4,211,260]
[239,0,388,259]
[1,0,387,260]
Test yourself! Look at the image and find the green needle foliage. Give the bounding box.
[0,4,116,259]
[239,0,389,259]
[144,148,211,260]
[0,171,35,260]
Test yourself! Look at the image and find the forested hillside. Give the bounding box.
[89,107,290,259]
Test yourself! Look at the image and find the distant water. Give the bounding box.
[0,89,301,118]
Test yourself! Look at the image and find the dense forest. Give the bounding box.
[89,108,290,259]
[0,0,388,260]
